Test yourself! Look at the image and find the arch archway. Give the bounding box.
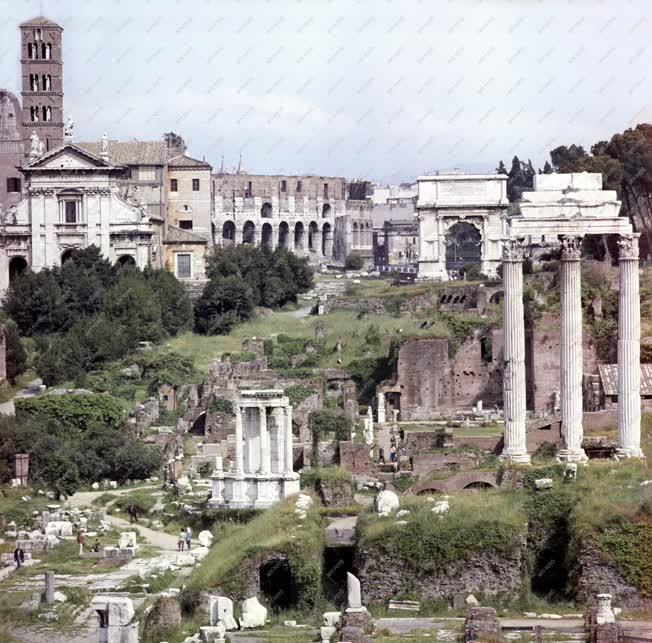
[322,222,332,257]
[60,249,75,265]
[261,202,273,218]
[261,222,273,248]
[294,222,305,252]
[352,222,359,248]
[117,255,136,267]
[322,203,331,218]
[445,222,481,272]
[278,222,290,249]
[8,256,27,284]
[190,413,206,436]
[308,221,318,252]
[222,221,236,245]
[242,220,256,244]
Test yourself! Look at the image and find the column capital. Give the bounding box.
[618,233,640,260]
[502,238,525,262]
[559,235,583,261]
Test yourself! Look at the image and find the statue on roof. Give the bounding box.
[64,115,74,142]
[100,132,109,159]
[29,130,41,159]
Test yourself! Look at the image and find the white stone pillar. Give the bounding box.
[617,234,644,458]
[499,239,530,463]
[234,405,244,475]
[259,405,270,474]
[272,406,285,473]
[558,235,588,462]
[284,405,294,474]
[377,392,386,424]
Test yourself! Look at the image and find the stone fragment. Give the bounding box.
[239,596,267,629]
[375,489,399,516]
[199,623,226,643]
[596,593,615,624]
[431,500,449,515]
[209,595,237,630]
[53,591,67,603]
[320,625,336,642]
[565,462,577,480]
[323,611,341,627]
[534,478,553,490]
[347,571,363,611]
[464,607,500,643]
[396,509,410,518]
[118,532,137,549]
[198,530,213,547]
[466,594,480,607]
[539,613,562,619]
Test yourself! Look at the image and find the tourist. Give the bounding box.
[13,545,24,569]
[92,539,101,553]
[77,531,85,556]
[178,529,185,551]
[127,504,138,524]
[185,526,192,550]
[378,446,385,464]
[389,445,397,463]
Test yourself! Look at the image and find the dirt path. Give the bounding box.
[66,485,158,508]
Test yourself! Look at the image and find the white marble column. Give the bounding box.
[377,392,386,424]
[499,239,530,463]
[284,406,294,474]
[558,235,588,462]
[271,406,285,473]
[234,405,244,475]
[259,405,270,474]
[617,234,644,458]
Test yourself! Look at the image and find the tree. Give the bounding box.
[4,323,27,383]
[506,155,534,202]
[164,131,186,156]
[194,275,255,335]
[345,253,364,270]
[543,161,553,174]
[496,160,508,175]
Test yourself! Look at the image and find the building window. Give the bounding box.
[30,74,39,91]
[296,180,302,193]
[176,253,192,279]
[30,106,40,122]
[6,177,21,193]
[139,167,156,181]
[179,220,193,230]
[323,183,328,199]
[170,178,178,192]
[192,178,200,191]
[280,180,287,192]
[245,180,252,197]
[59,193,82,224]
[43,74,51,91]
[64,201,78,223]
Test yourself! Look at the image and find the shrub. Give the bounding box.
[345,253,364,270]
[115,491,157,515]
[208,397,235,416]
[285,384,316,408]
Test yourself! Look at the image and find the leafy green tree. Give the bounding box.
[194,275,255,335]
[543,161,553,174]
[345,253,364,270]
[144,267,193,335]
[4,322,27,382]
[496,160,508,174]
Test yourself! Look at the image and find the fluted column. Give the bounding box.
[558,235,588,462]
[500,239,530,463]
[617,234,644,458]
[259,405,270,474]
[284,405,294,474]
[234,405,244,475]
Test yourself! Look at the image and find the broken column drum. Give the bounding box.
[209,389,300,509]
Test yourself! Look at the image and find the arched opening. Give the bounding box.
[322,546,354,607]
[322,203,331,218]
[489,291,504,305]
[8,256,28,284]
[61,249,75,265]
[260,558,298,610]
[190,413,206,436]
[445,222,481,272]
[480,337,493,363]
[308,221,318,252]
[242,220,256,245]
[261,202,273,218]
[261,222,273,248]
[352,222,359,248]
[222,221,236,245]
[365,222,371,247]
[117,255,136,267]
[278,222,290,249]
[463,481,493,490]
[322,223,332,257]
[294,222,305,252]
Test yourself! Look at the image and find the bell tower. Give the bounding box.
[19,16,64,155]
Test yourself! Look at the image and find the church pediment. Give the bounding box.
[22,144,117,171]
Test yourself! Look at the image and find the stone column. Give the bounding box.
[271,406,285,473]
[377,392,386,424]
[259,405,270,474]
[234,405,244,475]
[617,234,644,458]
[45,571,54,604]
[499,239,530,463]
[558,235,588,462]
[284,405,294,474]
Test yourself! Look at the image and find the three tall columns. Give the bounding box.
[501,233,643,463]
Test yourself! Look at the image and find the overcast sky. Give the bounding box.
[1,0,650,184]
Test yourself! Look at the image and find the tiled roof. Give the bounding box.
[20,16,63,28]
[78,141,168,166]
[168,154,212,169]
[163,225,207,244]
[598,363,652,396]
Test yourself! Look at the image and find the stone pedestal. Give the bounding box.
[558,236,588,462]
[499,240,530,463]
[617,234,644,458]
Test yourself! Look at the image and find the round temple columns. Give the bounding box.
[558,235,588,462]
[617,234,644,458]
[499,239,530,464]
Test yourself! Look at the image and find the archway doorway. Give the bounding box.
[61,249,75,265]
[8,256,28,284]
[294,222,305,253]
[278,222,290,249]
[322,203,331,218]
[190,413,206,436]
[222,221,236,245]
[322,223,332,256]
[260,558,298,610]
[242,221,256,245]
[117,255,136,268]
[261,202,272,218]
[261,222,273,248]
[445,222,481,272]
[308,221,318,252]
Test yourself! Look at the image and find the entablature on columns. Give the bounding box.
[237,389,290,409]
[508,215,633,241]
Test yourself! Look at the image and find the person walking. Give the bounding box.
[13,545,24,569]
[378,446,386,464]
[178,529,185,551]
[77,531,85,556]
[185,526,192,551]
